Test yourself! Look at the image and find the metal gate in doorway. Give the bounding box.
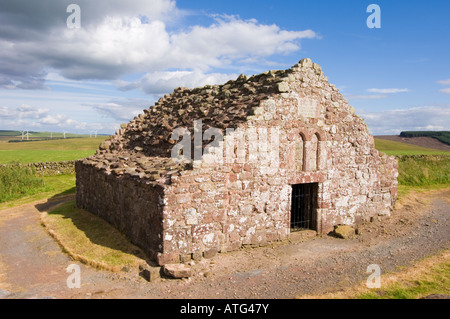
[290,183,318,232]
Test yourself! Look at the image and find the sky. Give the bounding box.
[0,0,449,135]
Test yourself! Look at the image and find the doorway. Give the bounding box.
[290,183,318,232]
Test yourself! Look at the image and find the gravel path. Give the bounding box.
[0,190,448,299]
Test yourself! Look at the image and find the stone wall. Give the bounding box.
[76,58,398,265]
[75,161,165,261]
[157,60,398,263]
[2,161,76,175]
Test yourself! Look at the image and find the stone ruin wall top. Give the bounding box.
[82,58,383,182]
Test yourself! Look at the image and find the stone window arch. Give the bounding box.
[295,133,306,171]
[309,133,319,171]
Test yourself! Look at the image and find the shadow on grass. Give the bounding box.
[35,190,158,270]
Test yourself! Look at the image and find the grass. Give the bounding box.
[0,150,96,164]
[374,138,450,156]
[301,250,450,299]
[0,166,48,203]
[0,137,108,164]
[375,139,450,198]
[41,200,147,271]
[397,155,450,186]
[0,172,76,210]
[396,184,450,202]
[358,251,450,299]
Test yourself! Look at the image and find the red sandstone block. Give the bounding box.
[232,164,243,173]
[214,193,229,201]
[242,181,256,191]
[239,172,253,180]
[266,231,278,242]
[189,184,199,193]
[287,132,297,141]
[213,210,226,222]
[390,187,398,197]
[318,201,331,209]
[157,252,180,266]
[211,173,226,182]
[173,187,188,194]
[176,194,192,204]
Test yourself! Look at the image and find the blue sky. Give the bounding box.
[0,0,449,135]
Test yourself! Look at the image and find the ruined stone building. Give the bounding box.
[76,58,398,265]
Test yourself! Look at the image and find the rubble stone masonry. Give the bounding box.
[76,58,398,265]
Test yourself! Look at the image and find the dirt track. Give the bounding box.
[0,190,449,299]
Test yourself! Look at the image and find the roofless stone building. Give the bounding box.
[76,58,398,265]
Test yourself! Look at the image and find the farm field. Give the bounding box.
[374,138,450,156]
[0,130,95,140]
[0,134,448,164]
[0,136,108,164]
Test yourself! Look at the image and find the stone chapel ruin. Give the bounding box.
[76,58,398,265]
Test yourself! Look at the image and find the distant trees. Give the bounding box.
[400,131,450,146]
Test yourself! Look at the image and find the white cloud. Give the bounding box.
[0,104,49,119]
[439,88,450,94]
[358,106,450,135]
[346,94,387,100]
[87,98,152,122]
[115,70,238,95]
[367,88,409,94]
[40,114,75,126]
[0,2,318,86]
[0,103,119,133]
[0,0,319,134]
[437,79,450,85]
[168,15,317,70]
[346,87,409,102]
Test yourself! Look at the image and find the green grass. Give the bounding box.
[0,166,48,203]
[0,130,23,136]
[0,137,108,164]
[0,136,106,205]
[357,253,450,299]
[397,155,450,186]
[42,200,147,271]
[0,150,96,164]
[0,172,76,209]
[374,138,450,156]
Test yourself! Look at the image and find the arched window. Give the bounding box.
[295,134,305,171]
[309,133,319,171]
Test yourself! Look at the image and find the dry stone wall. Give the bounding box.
[2,161,76,175]
[76,58,398,265]
[75,161,166,261]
